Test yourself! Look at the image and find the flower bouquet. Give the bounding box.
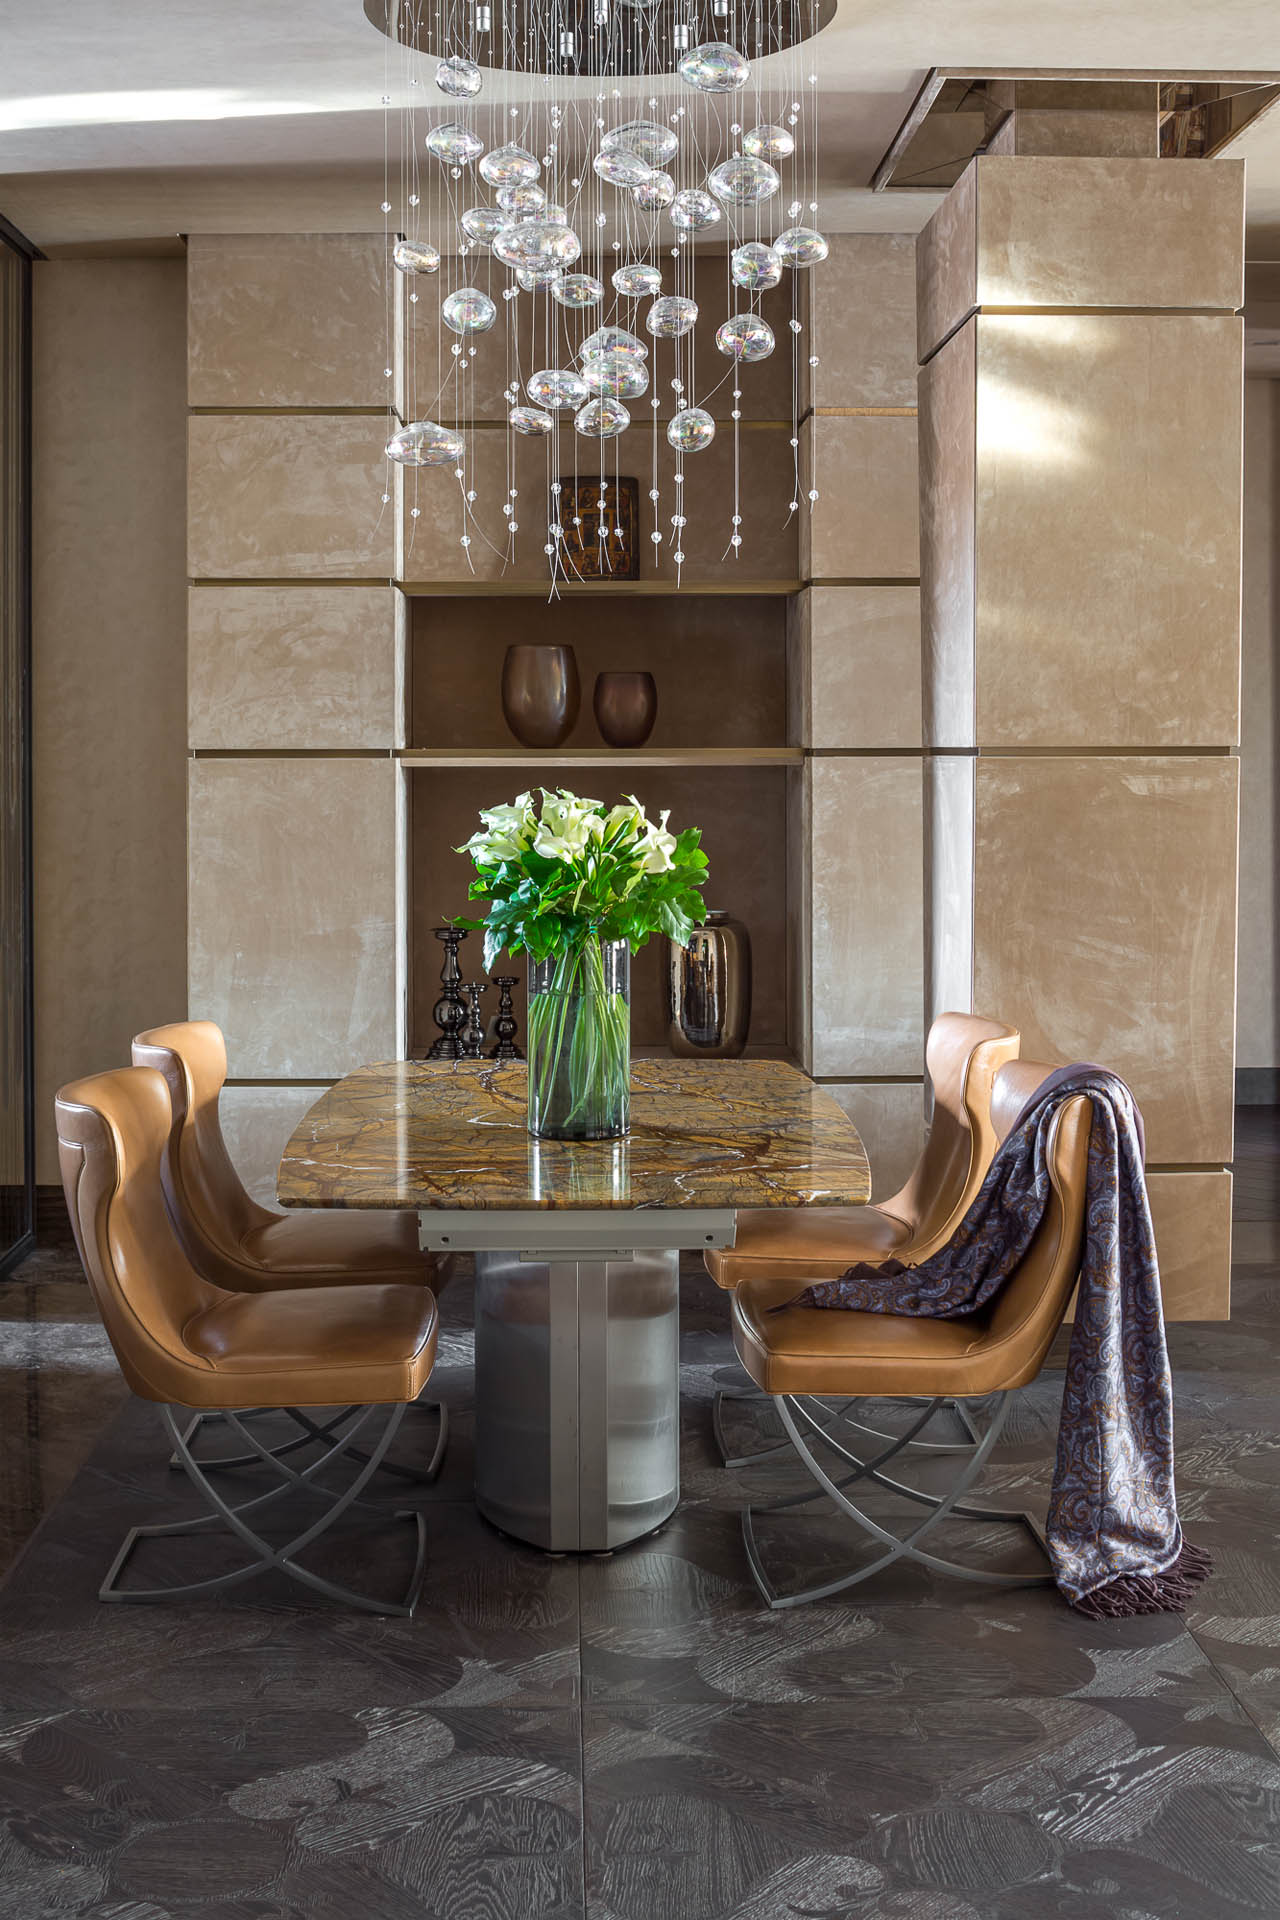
[456,788,709,1139]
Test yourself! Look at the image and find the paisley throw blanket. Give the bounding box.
[790,1067,1210,1618]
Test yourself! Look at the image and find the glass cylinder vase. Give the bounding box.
[526,935,631,1140]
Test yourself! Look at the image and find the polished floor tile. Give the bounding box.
[0,1109,1277,1918]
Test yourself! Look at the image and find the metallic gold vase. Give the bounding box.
[666,910,752,1059]
[501,643,581,748]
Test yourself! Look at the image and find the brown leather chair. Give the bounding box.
[55,1065,439,1615]
[706,1012,1021,1292]
[730,1059,1091,1608]
[709,1013,1020,1468]
[131,1020,439,1291]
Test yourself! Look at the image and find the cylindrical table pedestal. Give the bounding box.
[473,1247,680,1552]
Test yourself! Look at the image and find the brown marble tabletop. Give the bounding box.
[277,1058,870,1212]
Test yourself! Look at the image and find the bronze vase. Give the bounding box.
[666,910,752,1059]
[594,671,657,748]
[501,644,581,748]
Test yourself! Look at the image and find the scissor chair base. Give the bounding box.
[714,1381,981,1470]
[102,1402,429,1617]
[171,1392,449,1483]
[742,1390,1054,1610]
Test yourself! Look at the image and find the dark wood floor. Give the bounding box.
[1,1114,1279,1919]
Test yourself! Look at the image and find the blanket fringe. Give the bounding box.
[1069,1542,1213,1619]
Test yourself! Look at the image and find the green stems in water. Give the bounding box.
[527,933,630,1140]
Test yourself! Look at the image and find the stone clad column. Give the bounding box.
[790,235,926,1197]
[185,234,406,1200]
[918,156,1245,1316]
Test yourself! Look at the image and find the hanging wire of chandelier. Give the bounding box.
[369,0,832,587]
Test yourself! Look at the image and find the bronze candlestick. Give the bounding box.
[461,979,488,1058]
[427,926,468,1059]
[488,975,523,1060]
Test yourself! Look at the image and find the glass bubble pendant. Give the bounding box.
[497,182,546,215]
[581,352,649,400]
[527,367,590,409]
[575,396,630,440]
[509,406,554,436]
[581,325,647,361]
[435,55,482,99]
[667,407,716,452]
[442,286,497,334]
[633,169,675,212]
[593,147,652,189]
[678,40,750,92]
[493,220,581,271]
[516,266,562,291]
[392,237,441,275]
[708,155,780,205]
[459,205,506,246]
[775,226,830,267]
[552,273,603,309]
[716,312,775,361]
[731,241,782,290]
[426,123,484,167]
[743,122,795,162]
[386,419,465,467]
[479,143,540,187]
[671,188,721,233]
[602,119,680,167]
[647,294,698,339]
[541,202,569,225]
[612,263,663,298]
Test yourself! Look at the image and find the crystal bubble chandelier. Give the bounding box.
[368,0,833,585]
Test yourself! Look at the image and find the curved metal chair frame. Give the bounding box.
[741,1390,1053,1610]
[102,1400,429,1617]
[713,1384,981,1470]
[172,1394,449,1484]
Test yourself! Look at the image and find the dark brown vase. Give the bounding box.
[501,644,580,748]
[594,671,657,748]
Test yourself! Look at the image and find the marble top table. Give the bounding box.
[278,1058,869,1552]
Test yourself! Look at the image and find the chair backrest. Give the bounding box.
[55,1066,223,1402]
[981,1058,1093,1385]
[879,1012,1021,1257]
[132,1019,274,1286]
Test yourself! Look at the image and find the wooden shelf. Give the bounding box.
[396,579,803,598]
[399,746,802,769]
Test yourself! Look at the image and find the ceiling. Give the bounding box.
[0,0,1278,256]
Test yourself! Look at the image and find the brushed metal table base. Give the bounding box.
[420,1209,737,1554]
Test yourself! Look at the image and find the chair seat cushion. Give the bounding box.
[183,1281,437,1408]
[238,1208,436,1288]
[706,1204,912,1290]
[731,1275,1002,1399]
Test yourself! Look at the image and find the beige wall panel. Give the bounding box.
[188,233,392,409]
[971,756,1238,1165]
[923,753,975,1032]
[810,756,923,1078]
[219,1084,330,1212]
[918,157,1244,358]
[974,314,1242,749]
[1238,378,1279,1068]
[804,233,919,410]
[919,321,976,749]
[188,758,398,1079]
[188,585,400,749]
[801,414,919,583]
[1147,1170,1231,1321]
[826,1080,926,1202]
[786,760,812,1072]
[32,261,188,1182]
[188,414,395,579]
[789,586,922,749]
[401,425,798,585]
